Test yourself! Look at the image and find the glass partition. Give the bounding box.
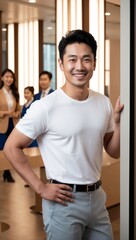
[43,43,56,89]
[43,13,56,89]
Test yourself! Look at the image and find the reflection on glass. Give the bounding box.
[105,1,120,107]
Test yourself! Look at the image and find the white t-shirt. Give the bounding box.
[16,88,114,184]
[3,87,14,110]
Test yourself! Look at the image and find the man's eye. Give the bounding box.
[83,58,91,62]
[69,59,76,62]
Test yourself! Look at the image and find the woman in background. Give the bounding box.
[21,86,34,118]
[0,68,21,182]
[21,86,38,147]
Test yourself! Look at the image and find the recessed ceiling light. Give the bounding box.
[28,0,36,3]
[47,27,53,30]
[105,12,111,16]
[2,28,7,31]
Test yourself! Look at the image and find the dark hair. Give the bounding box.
[39,71,52,80]
[24,86,34,95]
[0,68,19,103]
[58,29,97,62]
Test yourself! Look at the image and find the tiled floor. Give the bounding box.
[0,169,120,240]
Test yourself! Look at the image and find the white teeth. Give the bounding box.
[75,74,83,76]
[74,75,85,78]
[74,73,85,76]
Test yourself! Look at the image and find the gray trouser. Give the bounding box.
[42,187,113,240]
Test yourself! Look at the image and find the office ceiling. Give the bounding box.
[0,0,120,42]
[0,0,55,43]
[0,0,55,24]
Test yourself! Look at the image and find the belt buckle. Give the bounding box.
[87,185,91,192]
[87,183,95,192]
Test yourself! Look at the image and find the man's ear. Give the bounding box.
[58,59,64,71]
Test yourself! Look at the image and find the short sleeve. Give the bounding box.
[16,100,48,140]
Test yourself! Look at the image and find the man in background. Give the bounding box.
[34,70,54,100]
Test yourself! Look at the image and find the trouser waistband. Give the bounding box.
[49,179,102,192]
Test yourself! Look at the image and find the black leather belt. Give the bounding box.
[50,180,102,192]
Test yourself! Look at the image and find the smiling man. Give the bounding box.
[4,30,124,240]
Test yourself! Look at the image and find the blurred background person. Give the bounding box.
[0,68,21,182]
[21,86,38,148]
[21,86,34,118]
[34,70,54,100]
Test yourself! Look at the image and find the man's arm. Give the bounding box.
[4,128,45,193]
[4,128,74,205]
[104,97,124,159]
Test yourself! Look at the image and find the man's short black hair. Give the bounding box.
[58,29,97,62]
[39,71,52,80]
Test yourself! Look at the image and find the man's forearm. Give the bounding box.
[3,144,45,195]
[105,124,120,159]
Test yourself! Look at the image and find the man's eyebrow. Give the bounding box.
[82,54,93,58]
[67,54,77,58]
[67,54,92,58]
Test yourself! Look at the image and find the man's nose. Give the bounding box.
[75,59,84,69]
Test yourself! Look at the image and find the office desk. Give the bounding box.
[0,147,43,170]
[101,151,120,208]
